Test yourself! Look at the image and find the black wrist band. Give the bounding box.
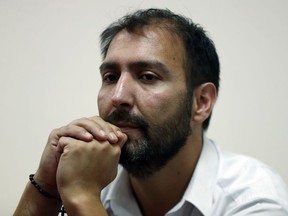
[29,174,61,201]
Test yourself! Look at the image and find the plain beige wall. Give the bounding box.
[1,0,287,214]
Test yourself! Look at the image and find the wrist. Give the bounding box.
[62,193,107,216]
[29,174,61,201]
[33,172,59,199]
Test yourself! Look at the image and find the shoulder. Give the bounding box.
[213,150,288,214]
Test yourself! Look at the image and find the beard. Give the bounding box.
[104,94,192,179]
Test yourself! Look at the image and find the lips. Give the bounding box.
[113,121,137,127]
[113,121,139,133]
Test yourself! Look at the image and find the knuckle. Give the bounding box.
[48,128,61,139]
[89,115,100,121]
[65,124,73,131]
[109,122,120,130]
[101,142,111,151]
[114,147,121,156]
[58,136,66,144]
[70,117,89,125]
[50,128,59,135]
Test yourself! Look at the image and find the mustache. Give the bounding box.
[104,109,149,130]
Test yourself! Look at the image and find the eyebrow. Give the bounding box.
[99,62,118,74]
[99,60,171,75]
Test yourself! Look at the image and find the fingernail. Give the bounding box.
[109,132,118,142]
[84,131,93,138]
[116,130,123,137]
[99,130,106,137]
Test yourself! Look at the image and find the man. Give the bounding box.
[14,8,288,216]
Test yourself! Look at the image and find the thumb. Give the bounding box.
[116,131,128,148]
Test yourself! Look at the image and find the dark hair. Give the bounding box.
[100,8,220,130]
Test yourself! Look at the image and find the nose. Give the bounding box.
[111,73,134,109]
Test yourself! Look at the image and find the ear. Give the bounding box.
[192,83,217,124]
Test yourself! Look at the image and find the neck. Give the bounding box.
[129,130,203,216]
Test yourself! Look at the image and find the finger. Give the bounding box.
[57,136,72,154]
[56,124,93,141]
[90,116,125,143]
[57,136,84,155]
[71,116,121,143]
[48,127,91,149]
[115,131,128,148]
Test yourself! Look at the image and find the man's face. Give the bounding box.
[98,25,192,178]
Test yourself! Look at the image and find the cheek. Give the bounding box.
[139,92,176,121]
[97,89,111,117]
[142,86,189,121]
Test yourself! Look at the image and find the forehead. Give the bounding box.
[104,24,186,72]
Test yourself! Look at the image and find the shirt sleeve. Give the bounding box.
[230,198,288,216]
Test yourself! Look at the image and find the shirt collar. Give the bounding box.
[182,134,219,215]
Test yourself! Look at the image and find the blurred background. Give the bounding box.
[1,0,287,214]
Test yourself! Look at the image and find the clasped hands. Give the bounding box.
[33,116,127,207]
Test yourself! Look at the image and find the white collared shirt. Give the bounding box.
[100,135,288,215]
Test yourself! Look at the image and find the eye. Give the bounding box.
[140,73,159,82]
[102,72,119,83]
